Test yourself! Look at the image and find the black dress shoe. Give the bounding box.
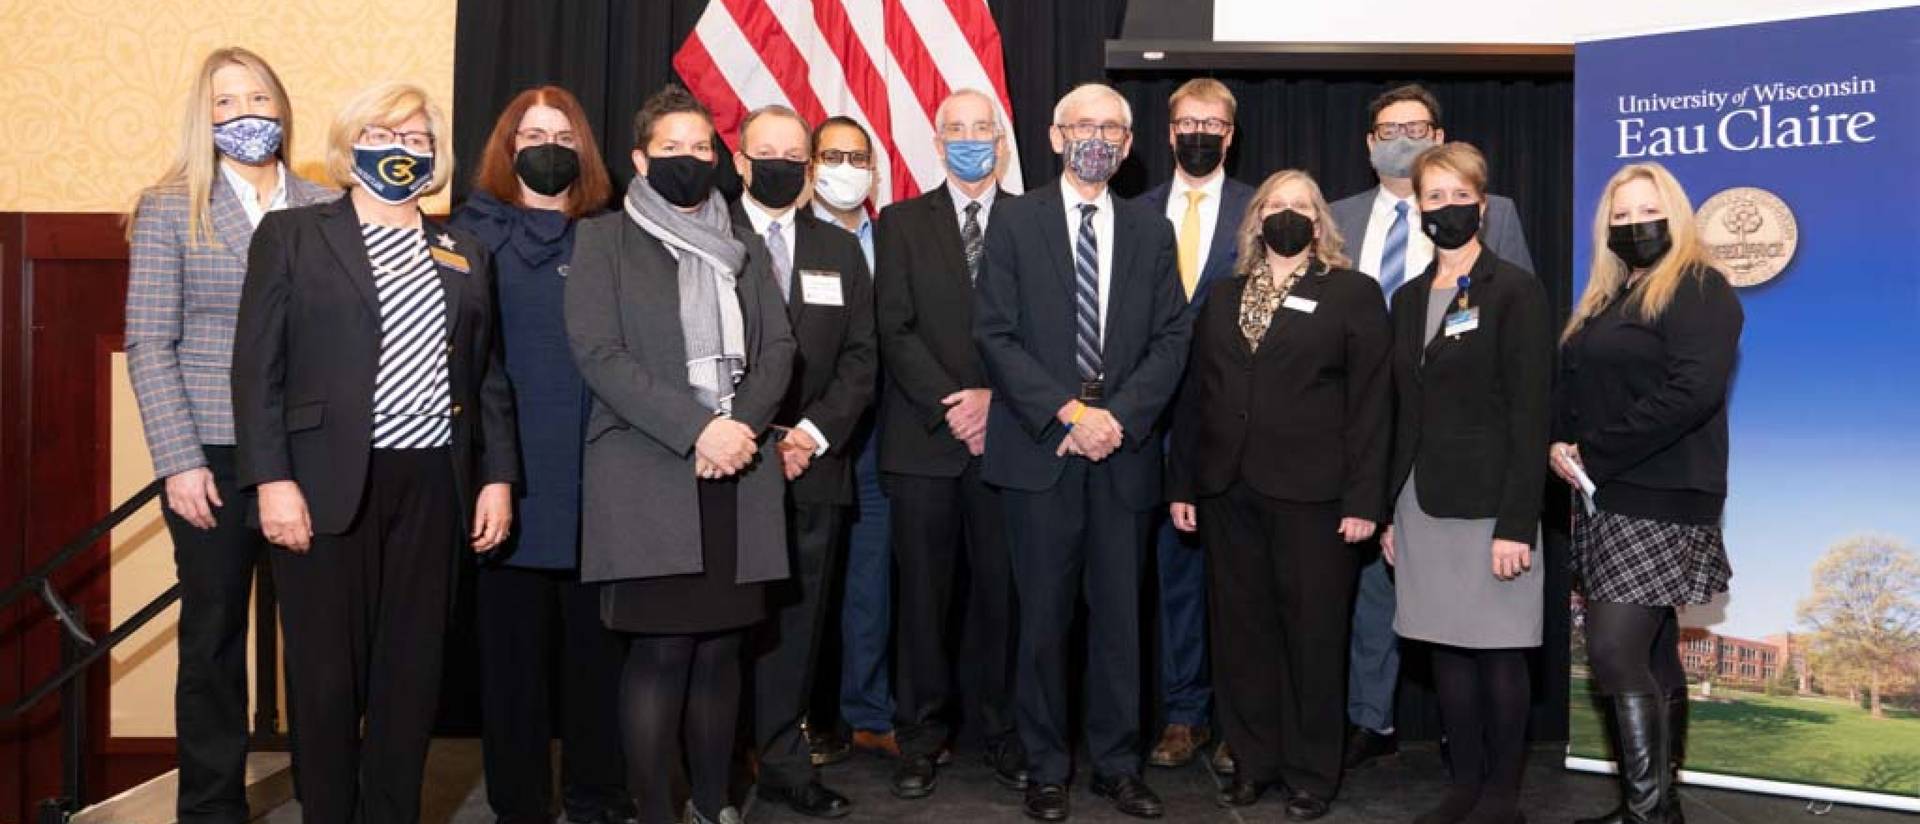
[1343,726,1399,769]
[890,754,937,799]
[986,739,1031,791]
[1090,774,1165,819]
[1023,783,1070,822]
[758,780,852,819]
[1216,776,1278,808]
[561,806,639,824]
[1283,788,1332,821]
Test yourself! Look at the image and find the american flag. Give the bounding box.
[673,0,1026,207]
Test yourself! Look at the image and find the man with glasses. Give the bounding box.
[1328,82,1535,771]
[974,83,1191,822]
[1135,77,1256,776]
[873,88,1024,802]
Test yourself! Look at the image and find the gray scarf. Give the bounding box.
[624,177,749,414]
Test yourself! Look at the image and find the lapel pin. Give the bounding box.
[436,233,457,251]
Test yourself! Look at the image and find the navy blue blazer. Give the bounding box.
[1138,175,1257,307]
[972,181,1193,511]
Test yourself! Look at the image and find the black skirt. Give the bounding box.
[1573,509,1731,607]
[601,478,769,634]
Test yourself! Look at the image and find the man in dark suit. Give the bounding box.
[875,88,1023,800]
[1326,82,1536,771]
[733,105,876,819]
[1135,77,1255,773]
[974,83,1192,822]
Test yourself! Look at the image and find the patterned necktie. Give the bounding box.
[1074,202,1103,380]
[962,200,984,284]
[766,221,792,301]
[1380,200,1410,300]
[1177,189,1204,298]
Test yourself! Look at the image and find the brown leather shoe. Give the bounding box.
[1212,742,1238,776]
[851,729,901,759]
[1148,724,1211,768]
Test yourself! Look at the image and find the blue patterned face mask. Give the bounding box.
[351,144,435,205]
[1064,137,1122,184]
[212,115,283,165]
[943,139,997,183]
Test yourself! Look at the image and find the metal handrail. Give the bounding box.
[0,480,161,613]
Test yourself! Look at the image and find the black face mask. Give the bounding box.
[1260,209,1315,257]
[746,157,808,210]
[1421,202,1482,250]
[514,144,580,197]
[645,153,718,208]
[1607,218,1672,269]
[1173,132,1224,178]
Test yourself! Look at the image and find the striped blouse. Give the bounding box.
[362,223,452,449]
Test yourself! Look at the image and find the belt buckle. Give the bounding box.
[1078,379,1105,404]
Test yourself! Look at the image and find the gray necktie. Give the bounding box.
[766,221,792,300]
[962,200,984,284]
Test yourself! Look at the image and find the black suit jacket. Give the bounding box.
[1386,250,1551,542]
[1168,263,1392,519]
[872,183,1004,478]
[732,203,878,506]
[972,181,1193,511]
[233,195,519,534]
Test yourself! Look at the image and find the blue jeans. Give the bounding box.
[1155,514,1211,727]
[838,430,894,732]
[1347,551,1399,732]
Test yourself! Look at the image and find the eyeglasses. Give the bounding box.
[817,148,873,169]
[1056,121,1129,141]
[940,121,1002,141]
[360,125,435,153]
[517,128,578,148]
[1172,117,1232,135]
[1372,120,1436,141]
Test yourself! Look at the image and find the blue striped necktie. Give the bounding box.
[1074,203,1103,380]
[1380,200,1410,299]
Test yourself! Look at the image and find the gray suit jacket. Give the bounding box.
[126,168,335,478]
[1329,186,1534,278]
[565,210,797,585]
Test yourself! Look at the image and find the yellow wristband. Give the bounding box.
[1069,402,1088,425]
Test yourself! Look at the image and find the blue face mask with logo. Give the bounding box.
[944,139,997,183]
[351,143,434,205]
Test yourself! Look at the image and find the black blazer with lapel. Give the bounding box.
[1139,175,1258,309]
[732,203,877,506]
[872,183,1004,478]
[1168,263,1392,520]
[972,181,1193,511]
[1386,250,1552,542]
[233,195,520,534]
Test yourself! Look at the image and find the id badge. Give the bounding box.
[1444,306,1480,337]
[800,270,844,306]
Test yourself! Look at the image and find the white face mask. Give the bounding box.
[813,162,873,211]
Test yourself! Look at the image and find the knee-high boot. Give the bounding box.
[1573,693,1669,824]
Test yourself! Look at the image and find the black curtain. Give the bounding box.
[450,0,1574,743]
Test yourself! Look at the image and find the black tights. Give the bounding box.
[621,631,744,824]
[1586,601,1686,696]
[1431,646,1532,801]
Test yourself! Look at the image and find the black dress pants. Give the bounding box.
[477,565,631,821]
[168,445,267,824]
[752,501,846,789]
[1199,484,1357,800]
[887,459,1018,758]
[271,449,456,824]
[1002,460,1150,784]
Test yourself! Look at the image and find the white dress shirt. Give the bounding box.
[1060,180,1115,342]
[1163,170,1225,280]
[1357,186,1434,290]
[951,183,999,234]
[218,161,288,228]
[742,196,827,456]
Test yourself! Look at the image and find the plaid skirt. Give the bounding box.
[1572,509,1732,606]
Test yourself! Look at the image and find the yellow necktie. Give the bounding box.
[1178,190,1204,298]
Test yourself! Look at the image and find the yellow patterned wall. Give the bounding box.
[0,0,457,214]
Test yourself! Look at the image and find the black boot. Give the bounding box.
[1665,688,1688,824]
[1573,693,1669,824]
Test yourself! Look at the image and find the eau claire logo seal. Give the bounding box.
[1695,187,1797,287]
[377,154,420,187]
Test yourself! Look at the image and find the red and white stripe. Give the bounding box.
[673,0,1025,207]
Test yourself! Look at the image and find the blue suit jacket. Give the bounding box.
[1139,175,1257,308]
[972,181,1194,511]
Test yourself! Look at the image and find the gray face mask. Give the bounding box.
[1369,136,1436,179]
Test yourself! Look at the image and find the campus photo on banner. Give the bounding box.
[1568,6,1920,810]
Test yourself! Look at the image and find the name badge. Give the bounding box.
[1282,295,1318,314]
[800,270,844,306]
[429,247,470,274]
[1444,306,1481,337]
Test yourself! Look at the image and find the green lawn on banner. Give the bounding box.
[1569,680,1920,794]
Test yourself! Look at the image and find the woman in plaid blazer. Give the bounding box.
[123,46,333,824]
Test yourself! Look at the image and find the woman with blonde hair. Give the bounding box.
[232,81,518,823]
[1166,169,1391,819]
[1553,163,1740,824]
[123,45,332,823]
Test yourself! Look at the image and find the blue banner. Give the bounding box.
[1570,7,1920,810]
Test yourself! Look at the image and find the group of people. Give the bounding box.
[128,45,1740,824]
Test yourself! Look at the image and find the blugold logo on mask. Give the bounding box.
[378,155,419,186]
[1695,187,1797,287]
